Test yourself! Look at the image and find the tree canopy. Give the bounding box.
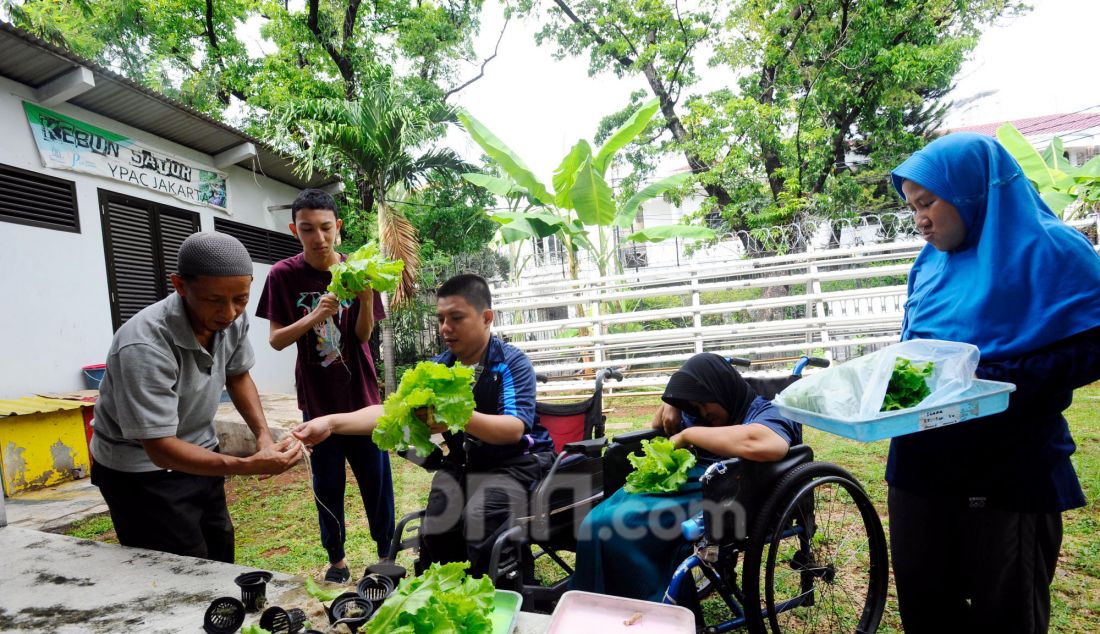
[515,0,1025,230]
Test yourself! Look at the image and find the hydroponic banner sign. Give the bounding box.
[23,101,228,210]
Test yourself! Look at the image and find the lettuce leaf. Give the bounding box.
[327,242,405,301]
[372,361,476,457]
[880,357,934,411]
[240,625,272,634]
[304,576,345,602]
[362,561,495,634]
[624,436,697,494]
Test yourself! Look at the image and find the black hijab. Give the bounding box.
[661,353,756,426]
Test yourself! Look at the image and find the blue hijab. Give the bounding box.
[893,132,1100,361]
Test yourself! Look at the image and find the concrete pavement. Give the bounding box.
[0,526,553,633]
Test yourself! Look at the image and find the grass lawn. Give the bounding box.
[66,384,1100,631]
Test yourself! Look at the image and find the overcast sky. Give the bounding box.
[439,0,1100,176]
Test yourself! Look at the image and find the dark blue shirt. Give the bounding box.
[433,336,554,470]
[886,326,1100,513]
[680,395,802,463]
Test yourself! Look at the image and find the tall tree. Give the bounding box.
[514,0,1024,229]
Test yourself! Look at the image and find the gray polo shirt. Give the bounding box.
[90,293,255,472]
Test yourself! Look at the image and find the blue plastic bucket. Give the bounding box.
[82,363,106,390]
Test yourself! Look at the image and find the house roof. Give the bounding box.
[0,22,335,190]
[949,111,1100,138]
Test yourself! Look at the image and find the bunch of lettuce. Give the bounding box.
[362,562,495,634]
[327,242,404,301]
[880,357,934,411]
[624,437,697,494]
[372,361,476,457]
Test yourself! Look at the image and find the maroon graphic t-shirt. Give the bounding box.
[257,252,386,416]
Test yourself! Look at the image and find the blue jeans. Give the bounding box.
[306,412,396,563]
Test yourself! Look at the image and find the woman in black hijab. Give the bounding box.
[656,353,798,460]
[572,353,799,603]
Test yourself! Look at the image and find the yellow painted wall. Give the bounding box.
[0,409,90,496]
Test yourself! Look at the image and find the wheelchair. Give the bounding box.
[382,365,624,612]
[602,356,889,633]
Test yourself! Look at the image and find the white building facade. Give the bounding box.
[0,24,334,398]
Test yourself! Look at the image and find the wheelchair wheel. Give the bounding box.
[741,462,888,634]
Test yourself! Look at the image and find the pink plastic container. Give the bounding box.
[547,591,695,633]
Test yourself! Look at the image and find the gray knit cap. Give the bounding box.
[177,232,253,277]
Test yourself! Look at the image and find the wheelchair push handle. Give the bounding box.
[725,356,752,368]
[594,366,625,391]
[792,355,830,377]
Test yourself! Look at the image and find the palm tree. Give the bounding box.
[268,72,470,392]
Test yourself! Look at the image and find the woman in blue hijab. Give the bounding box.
[888,132,1100,633]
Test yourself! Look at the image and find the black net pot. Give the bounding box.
[259,606,307,634]
[325,591,361,625]
[356,573,396,609]
[233,571,274,612]
[330,595,374,631]
[364,562,407,588]
[203,596,245,634]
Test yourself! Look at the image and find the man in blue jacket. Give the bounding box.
[290,273,555,575]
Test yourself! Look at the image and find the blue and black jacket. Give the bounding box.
[433,336,554,470]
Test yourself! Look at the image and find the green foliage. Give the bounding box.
[240,625,272,634]
[625,437,697,494]
[405,178,499,261]
[460,100,714,279]
[373,362,476,457]
[327,242,405,300]
[7,0,484,117]
[516,0,1024,229]
[363,561,495,634]
[996,124,1100,220]
[880,358,934,411]
[265,73,469,219]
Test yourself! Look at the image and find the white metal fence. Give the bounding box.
[488,214,1100,394]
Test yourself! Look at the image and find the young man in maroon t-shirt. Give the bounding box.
[256,189,395,583]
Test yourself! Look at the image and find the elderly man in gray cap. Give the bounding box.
[90,232,302,563]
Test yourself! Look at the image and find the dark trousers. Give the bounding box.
[888,486,1062,633]
[91,458,234,563]
[419,454,548,577]
[309,430,396,563]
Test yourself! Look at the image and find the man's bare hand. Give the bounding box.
[652,402,681,436]
[247,436,303,475]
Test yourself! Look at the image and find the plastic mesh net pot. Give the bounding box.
[233,571,274,612]
[259,606,306,634]
[203,597,245,634]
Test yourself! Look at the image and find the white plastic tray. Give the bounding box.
[547,590,695,633]
[774,379,1016,442]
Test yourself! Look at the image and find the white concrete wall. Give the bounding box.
[0,76,300,398]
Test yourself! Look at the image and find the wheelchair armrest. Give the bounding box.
[603,428,663,497]
[562,437,607,458]
[399,446,444,471]
[610,427,663,445]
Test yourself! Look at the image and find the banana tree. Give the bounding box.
[457,99,715,281]
[996,124,1100,221]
